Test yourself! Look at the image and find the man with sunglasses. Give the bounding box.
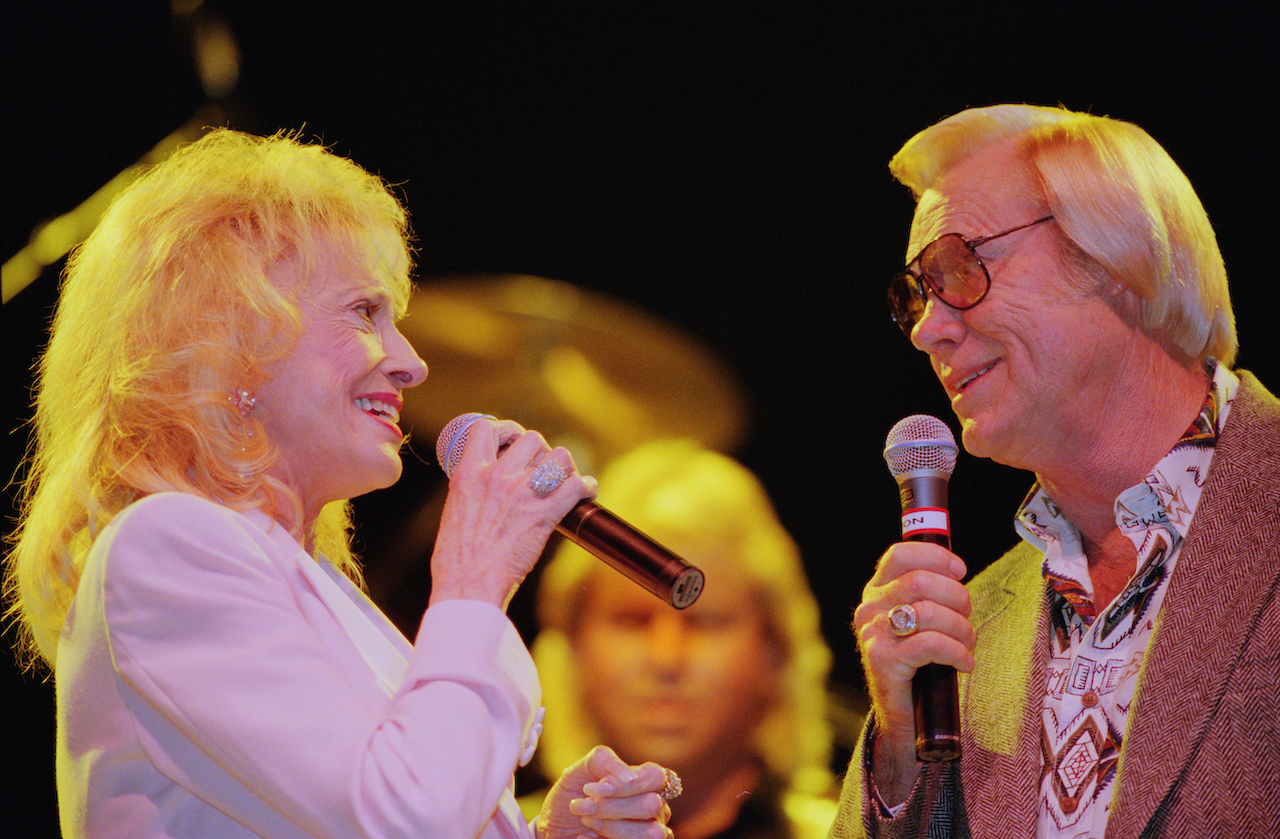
[830,105,1279,839]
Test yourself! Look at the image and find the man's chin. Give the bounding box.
[960,418,1032,471]
[958,416,987,455]
[618,731,696,767]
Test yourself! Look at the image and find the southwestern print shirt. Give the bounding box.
[1013,362,1239,839]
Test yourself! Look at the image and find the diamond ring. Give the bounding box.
[658,768,682,800]
[888,603,919,637]
[528,461,568,495]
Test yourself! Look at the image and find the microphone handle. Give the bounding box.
[900,477,962,762]
[558,500,705,609]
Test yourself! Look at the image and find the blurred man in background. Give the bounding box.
[525,440,839,839]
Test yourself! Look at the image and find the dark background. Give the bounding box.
[5,3,1276,833]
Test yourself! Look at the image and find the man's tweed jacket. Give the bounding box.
[829,371,1280,839]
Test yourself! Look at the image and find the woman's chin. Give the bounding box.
[339,455,406,502]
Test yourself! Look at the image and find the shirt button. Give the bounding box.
[1062,796,1078,813]
[1082,690,1099,707]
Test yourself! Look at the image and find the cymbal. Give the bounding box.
[397,274,748,473]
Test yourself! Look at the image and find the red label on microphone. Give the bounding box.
[901,507,950,539]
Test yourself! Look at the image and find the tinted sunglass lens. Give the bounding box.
[888,273,924,333]
[921,236,986,308]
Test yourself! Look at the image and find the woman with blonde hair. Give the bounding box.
[528,440,837,839]
[5,128,673,839]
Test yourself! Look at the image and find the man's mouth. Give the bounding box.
[958,362,996,391]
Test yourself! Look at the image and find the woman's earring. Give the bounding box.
[230,388,257,417]
[229,389,257,474]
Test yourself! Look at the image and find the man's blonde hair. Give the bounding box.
[892,104,1235,366]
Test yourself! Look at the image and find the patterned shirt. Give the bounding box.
[1013,362,1238,838]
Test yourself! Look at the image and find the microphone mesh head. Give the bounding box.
[884,414,958,478]
[435,413,495,477]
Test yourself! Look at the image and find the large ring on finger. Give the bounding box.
[528,461,568,495]
[888,603,919,637]
[658,768,682,800]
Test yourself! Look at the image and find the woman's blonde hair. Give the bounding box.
[5,128,414,669]
[531,440,834,795]
[890,104,1235,366]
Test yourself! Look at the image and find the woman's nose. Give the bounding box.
[387,326,428,387]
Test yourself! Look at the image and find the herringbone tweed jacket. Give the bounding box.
[829,371,1280,839]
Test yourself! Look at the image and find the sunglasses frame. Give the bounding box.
[888,215,1055,336]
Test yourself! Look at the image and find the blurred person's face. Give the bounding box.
[256,239,427,519]
[571,550,781,775]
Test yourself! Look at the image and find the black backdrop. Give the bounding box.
[5,3,1277,833]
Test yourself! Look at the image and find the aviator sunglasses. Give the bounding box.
[888,215,1055,336]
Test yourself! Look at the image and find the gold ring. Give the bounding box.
[888,603,918,637]
[658,768,682,800]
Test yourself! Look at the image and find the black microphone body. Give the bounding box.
[885,415,962,763]
[436,413,704,609]
[559,500,704,608]
[901,499,961,763]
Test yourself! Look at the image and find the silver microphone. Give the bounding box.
[884,414,961,762]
